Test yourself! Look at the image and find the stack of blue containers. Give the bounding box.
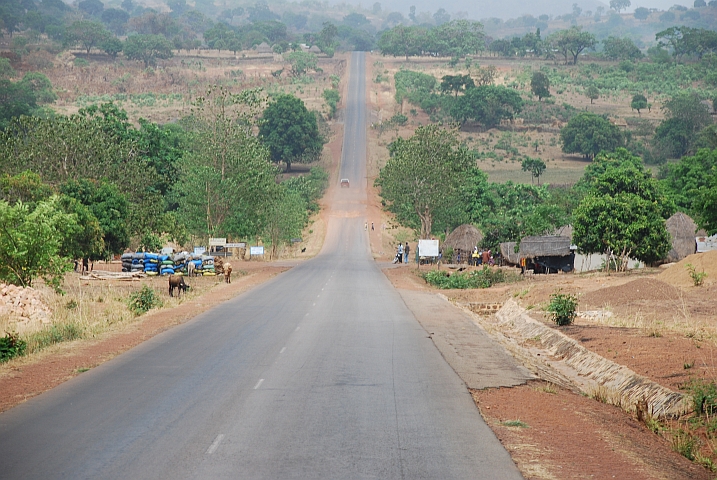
[144,252,159,275]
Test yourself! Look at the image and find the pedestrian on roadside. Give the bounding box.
[365,221,368,231]
[482,248,491,266]
[404,243,410,264]
[371,222,374,231]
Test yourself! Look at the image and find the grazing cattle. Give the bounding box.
[168,275,188,297]
[187,261,195,277]
[224,262,232,284]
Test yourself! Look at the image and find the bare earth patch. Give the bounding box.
[381,261,717,479]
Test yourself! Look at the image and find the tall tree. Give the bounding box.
[630,94,648,116]
[609,0,631,13]
[448,85,523,128]
[64,20,111,54]
[259,94,323,171]
[123,34,174,67]
[376,125,475,238]
[573,149,671,270]
[548,26,596,65]
[560,112,623,159]
[530,71,550,101]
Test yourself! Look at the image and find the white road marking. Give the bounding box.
[206,434,224,454]
[296,325,301,330]
[254,379,264,389]
[280,347,286,354]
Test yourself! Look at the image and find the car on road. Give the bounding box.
[340,178,350,188]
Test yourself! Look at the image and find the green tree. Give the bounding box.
[317,22,338,57]
[609,0,631,13]
[0,197,77,291]
[101,8,130,35]
[64,20,111,54]
[574,149,671,269]
[262,185,308,258]
[283,51,318,76]
[174,86,277,237]
[259,94,323,172]
[584,85,600,104]
[654,92,712,158]
[530,71,550,101]
[0,79,38,130]
[100,36,123,58]
[0,171,54,206]
[548,26,597,65]
[695,169,717,234]
[79,0,105,17]
[123,34,174,67]
[0,58,16,79]
[634,7,650,20]
[375,125,475,238]
[521,157,547,184]
[60,179,130,257]
[560,112,623,159]
[377,25,422,60]
[660,148,717,214]
[440,74,475,97]
[602,36,643,60]
[449,85,523,128]
[57,195,105,262]
[631,94,648,116]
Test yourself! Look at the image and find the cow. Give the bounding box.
[187,261,195,277]
[224,262,232,284]
[168,275,189,297]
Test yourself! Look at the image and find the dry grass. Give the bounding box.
[3,273,231,358]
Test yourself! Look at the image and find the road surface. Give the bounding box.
[0,52,523,480]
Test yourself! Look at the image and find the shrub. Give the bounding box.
[26,323,84,353]
[421,266,506,289]
[547,290,578,326]
[688,379,717,416]
[685,263,707,286]
[128,285,162,316]
[0,332,27,362]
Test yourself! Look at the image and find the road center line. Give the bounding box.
[254,379,264,389]
[206,434,224,454]
[280,347,286,354]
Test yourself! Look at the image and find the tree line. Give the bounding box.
[0,89,328,289]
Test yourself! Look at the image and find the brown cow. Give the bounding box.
[224,262,232,284]
[168,275,188,297]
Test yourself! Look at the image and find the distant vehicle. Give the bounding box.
[340,178,350,187]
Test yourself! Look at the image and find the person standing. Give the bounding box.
[404,243,410,264]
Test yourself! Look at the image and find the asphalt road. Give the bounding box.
[0,52,523,480]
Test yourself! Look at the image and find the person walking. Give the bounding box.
[371,222,374,231]
[394,243,403,264]
[404,243,410,264]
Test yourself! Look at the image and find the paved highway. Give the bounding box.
[0,52,523,479]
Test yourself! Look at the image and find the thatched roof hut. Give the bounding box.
[665,212,697,262]
[519,236,572,259]
[500,242,520,265]
[443,224,483,253]
[255,42,272,53]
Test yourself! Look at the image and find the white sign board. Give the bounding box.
[209,238,227,246]
[696,234,717,253]
[418,239,439,257]
[226,242,246,249]
[250,246,264,256]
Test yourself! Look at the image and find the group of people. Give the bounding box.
[393,242,411,264]
[470,247,494,266]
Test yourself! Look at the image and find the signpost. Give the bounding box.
[193,246,206,255]
[226,242,246,249]
[250,246,264,257]
[209,238,227,246]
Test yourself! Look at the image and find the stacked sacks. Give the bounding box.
[173,251,188,274]
[144,252,159,276]
[121,253,133,272]
[159,254,175,276]
[131,252,145,273]
[202,255,216,276]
